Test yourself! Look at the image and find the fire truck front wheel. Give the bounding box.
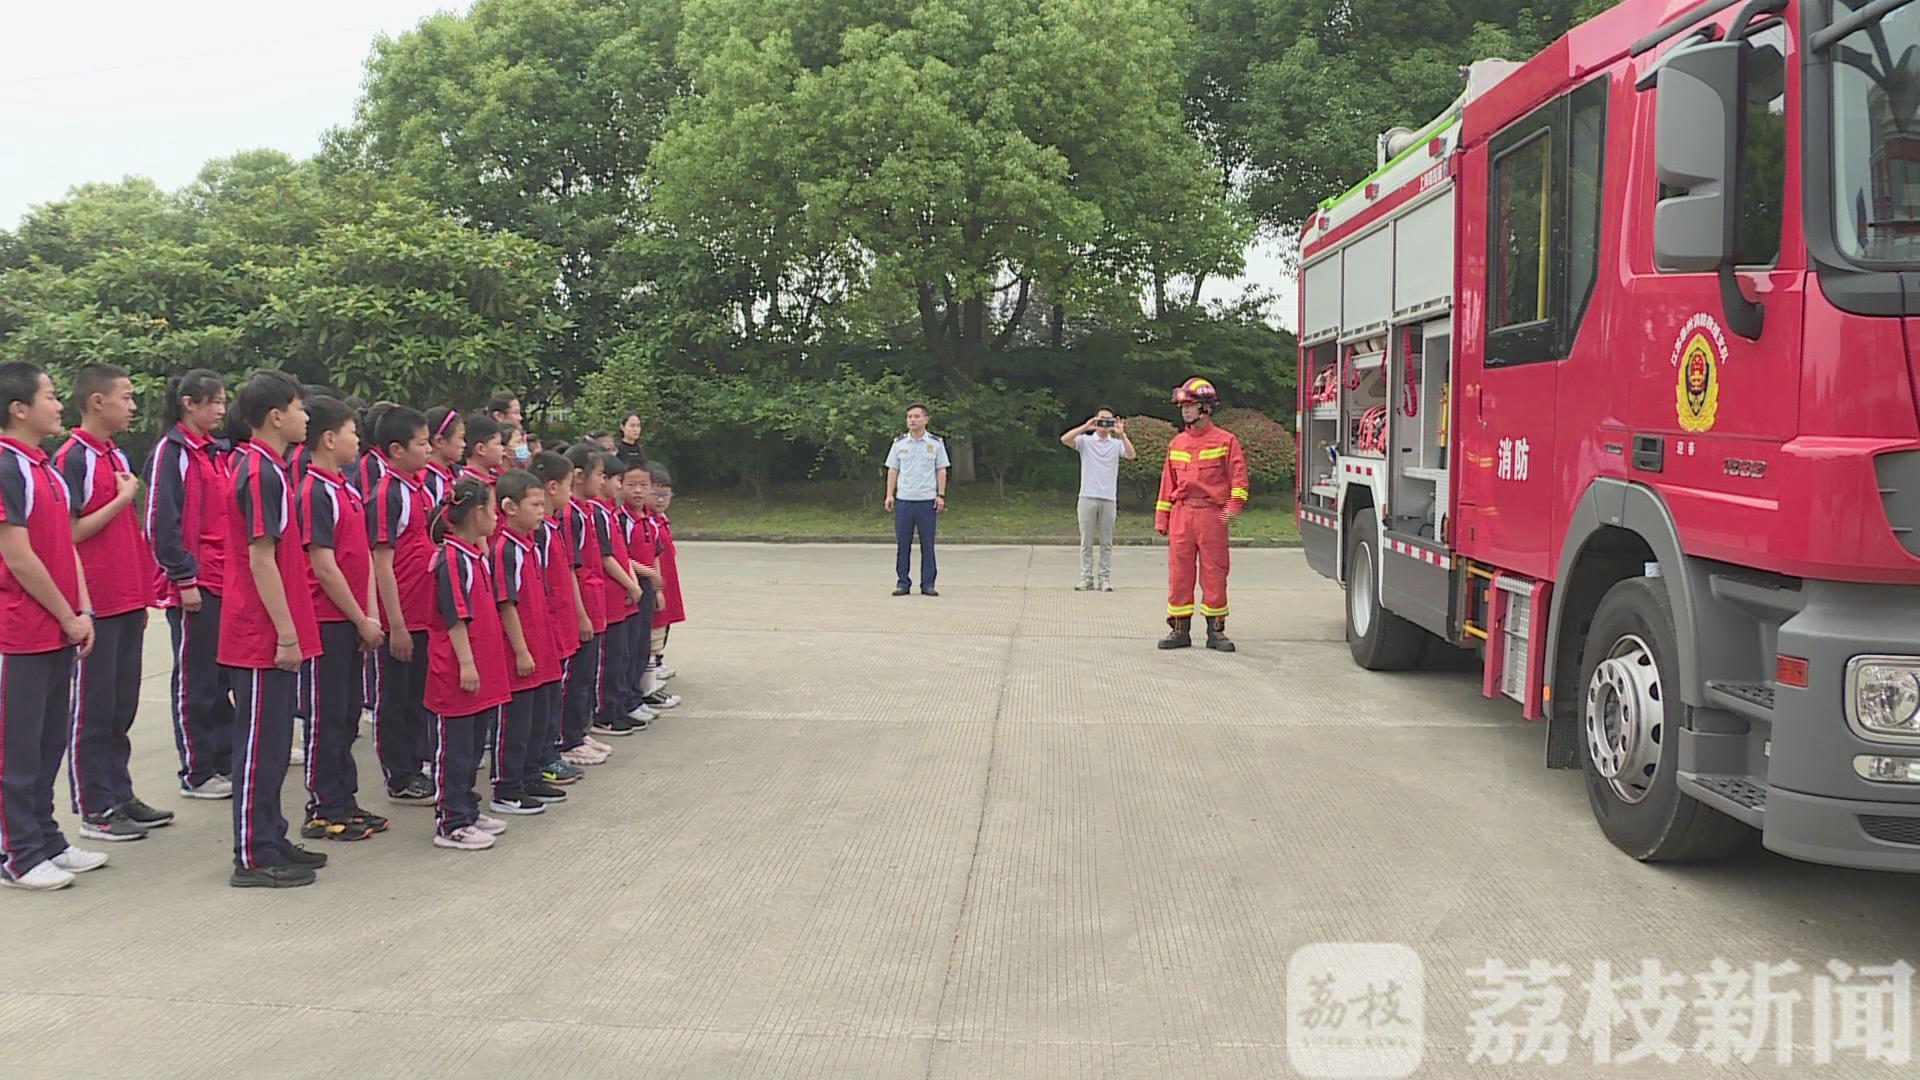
[1345,508,1426,671]
[1578,577,1750,862]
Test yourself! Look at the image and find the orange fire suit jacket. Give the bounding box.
[1154,425,1250,529]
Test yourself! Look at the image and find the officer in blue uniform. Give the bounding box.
[883,403,949,596]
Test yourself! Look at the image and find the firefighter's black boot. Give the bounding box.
[1205,617,1236,653]
[1158,616,1192,650]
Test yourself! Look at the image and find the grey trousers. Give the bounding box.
[1077,496,1116,582]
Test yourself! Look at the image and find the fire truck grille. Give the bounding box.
[1874,451,1920,558]
[1859,814,1920,847]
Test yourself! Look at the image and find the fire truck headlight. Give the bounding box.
[1847,658,1920,741]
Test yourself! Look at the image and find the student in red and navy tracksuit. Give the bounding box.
[297,396,388,843]
[425,477,510,850]
[353,402,396,723]
[0,363,106,892]
[367,407,437,804]
[559,446,611,766]
[528,452,590,784]
[489,470,563,815]
[643,465,685,708]
[592,454,646,738]
[421,407,464,508]
[56,363,170,843]
[219,372,326,889]
[146,369,236,799]
[463,412,506,486]
[622,463,665,717]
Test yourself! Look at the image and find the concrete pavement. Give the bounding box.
[2,543,1916,1079]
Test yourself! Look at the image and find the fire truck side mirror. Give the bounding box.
[1652,41,1743,273]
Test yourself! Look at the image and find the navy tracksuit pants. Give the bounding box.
[526,680,565,783]
[376,630,430,791]
[304,622,363,822]
[433,708,490,835]
[894,499,937,590]
[168,594,234,786]
[492,690,538,802]
[560,635,601,752]
[626,582,656,710]
[67,610,145,816]
[228,666,297,871]
[0,648,76,881]
[598,617,631,727]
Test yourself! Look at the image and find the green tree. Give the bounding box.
[342,0,686,402]
[653,0,1250,392]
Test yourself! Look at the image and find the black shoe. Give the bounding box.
[117,797,175,828]
[388,778,434,803]
[921,588,939,597]
[892,586,910,596]
[1158,616,1193,650]
[303,816,375,841]
[591,716,639,737]
[80,808,149,843]
[1205,618,1237,653]
[526,779,568,802]
[231,863,317,888]
[349,806,391,833]
[281,844,329,869]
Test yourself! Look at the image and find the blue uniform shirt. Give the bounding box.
[885,432,949,501]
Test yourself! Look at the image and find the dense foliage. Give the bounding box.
[0,0,1624,493]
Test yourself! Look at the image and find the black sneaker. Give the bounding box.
[525,779,568,802]
[591,716,639,737]
[231,864,316,888]
[281,844,329,869]
[117,797,175,828]
[921,588,939,597]
[891,586,910,596]
[79,808,148,843]
[303,817,375,842]
[488,795,546,816]
[388,778,434,803]
[350,807,391,833]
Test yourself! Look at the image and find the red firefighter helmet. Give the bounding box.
[1171,376,1219,408]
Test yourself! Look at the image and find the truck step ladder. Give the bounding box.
[1473,566,1552,720]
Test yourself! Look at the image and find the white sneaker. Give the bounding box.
[1075,579,1093,591]
[181,775,234,800]
[433,826,495,851]
[1,861,76,891]
[582,735,613,753]
[1099,579,1114,592]
[644,692,681,710]
[289,744,306,766]
[656,664,676,681]
[474,814,508,835]
[51,846,109,874]
[626,704,657,722]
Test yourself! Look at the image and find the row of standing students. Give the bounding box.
[0,363,685,891]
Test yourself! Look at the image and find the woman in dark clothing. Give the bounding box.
[616,412,648,469]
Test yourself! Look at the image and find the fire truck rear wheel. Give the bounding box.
[1345,508,1427,671]
[1577,577,1750,862]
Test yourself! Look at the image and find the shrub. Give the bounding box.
[1215,407,1296,496]
[1119,415,1177,501]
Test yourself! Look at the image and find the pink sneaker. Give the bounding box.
[583,735,612,753]
[433,826,494,851]
[474,814,508,835]
[561,747,604,767]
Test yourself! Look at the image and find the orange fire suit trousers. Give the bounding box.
[1167,503,1230,619]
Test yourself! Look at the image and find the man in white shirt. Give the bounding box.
[884,404,950,596]
[1060,408,1135,590]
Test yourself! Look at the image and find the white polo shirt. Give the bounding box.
[1075,432,1123,500]
[885,432,949,500]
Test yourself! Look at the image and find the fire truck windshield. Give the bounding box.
[1830,0,1920,263]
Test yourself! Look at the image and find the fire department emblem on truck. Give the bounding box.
[1669,312,1725,434]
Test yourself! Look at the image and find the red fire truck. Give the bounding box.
[1295,0,1920,871]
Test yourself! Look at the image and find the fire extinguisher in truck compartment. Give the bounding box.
[1292,0,1920,876]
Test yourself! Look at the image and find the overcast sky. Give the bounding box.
[1,0,1294,329]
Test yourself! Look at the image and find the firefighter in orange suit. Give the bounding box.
[1155,377,1248,652]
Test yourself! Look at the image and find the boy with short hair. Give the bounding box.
[0,362,105,891]
[368,407,437,803]
[644,465,684,706]
[559,446,611,765]
[621,464,664,719]
[592,454,645,738]
[490,469,560,814]
[56,363,170,842]
[298,396,387,842]
[462,413,505,484]
[527,451,590,786]
[218,370,325,888]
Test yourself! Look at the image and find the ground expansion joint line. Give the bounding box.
[923,546,1028,1078]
